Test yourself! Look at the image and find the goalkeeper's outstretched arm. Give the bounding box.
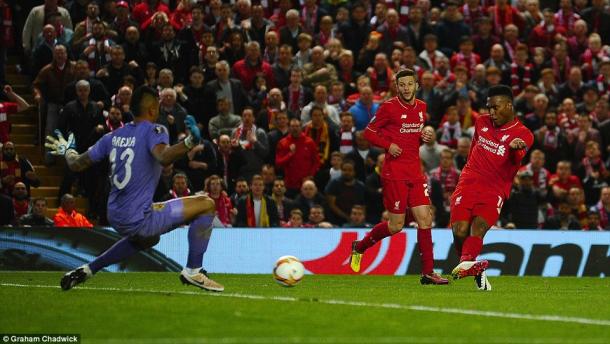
[65,150,94,172]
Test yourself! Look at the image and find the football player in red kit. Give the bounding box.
[351,68,449,285]
[450,85,534,290]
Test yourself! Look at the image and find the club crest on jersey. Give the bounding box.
[501,134,510,142]
[481,127,489,132]
[455,196,462,205]
[418,111,423,122]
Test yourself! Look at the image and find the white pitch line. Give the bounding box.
[2,282,610,327]
[85,336,610,344]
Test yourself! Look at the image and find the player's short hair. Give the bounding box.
[395,68,416,81]
[487,85,513,101]
[131,86,158,118]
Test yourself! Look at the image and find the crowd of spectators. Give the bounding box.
[2,0,610,230]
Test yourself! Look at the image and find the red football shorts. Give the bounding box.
[450,189,504,227]
[382,178,431,214]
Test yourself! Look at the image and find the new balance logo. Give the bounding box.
[501,134,510,142]
[401,114,407,119]
[394,201,400,210]
[481,127,489,132]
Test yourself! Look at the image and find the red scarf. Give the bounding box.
[582,48,607,79]
[369,67,394,93]
[106,118,124,132]
[461,4,484,27]
[170,188,190,199]
[431,166,459,194]
[493,5,514,36]
[339,128,355,154]
[523,163,549,189]
[555,10,577,33]
[1,4,13,48]
[13,199,29,217]
[454,52,478,76]
[288,86,305,114]
[596,74,610,98]
[233,124,256,150]
[212,192,233,226]
[543,126,560,151]
[510,62,532,96]
[582,156,607,179]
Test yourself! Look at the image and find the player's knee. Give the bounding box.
[195,194,216,214]
[452,223,469,238]
[388,220,404,234]
[129,235,160,250]
[470,217,489,237]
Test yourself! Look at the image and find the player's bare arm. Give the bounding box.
[152,142,190,166]
[153,115,202,165]
[65,150,95,172]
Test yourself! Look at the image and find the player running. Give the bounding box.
[46,86,224,292]
[351,68,448,285]
[450,85,533,290]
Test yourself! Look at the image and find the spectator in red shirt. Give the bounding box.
[450,36,480,77]
[529,8,567,56]
[0,85,30,144]
[132,0,170,29]
[275,118,320,196]
[549,161,583,204]
[232,41,274,92]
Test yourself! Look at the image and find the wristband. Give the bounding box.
[184,135,196,149]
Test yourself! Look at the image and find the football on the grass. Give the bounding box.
[273,255,304,287]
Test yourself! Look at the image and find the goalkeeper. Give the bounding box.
[46,86,224,292]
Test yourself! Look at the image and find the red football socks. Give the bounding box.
[417,228,434,275]
[460,236,483,262]
[355,221,391,253]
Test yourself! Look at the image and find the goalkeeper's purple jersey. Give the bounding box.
[88,121,169,228]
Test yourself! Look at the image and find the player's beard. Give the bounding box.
[399,91,415,104]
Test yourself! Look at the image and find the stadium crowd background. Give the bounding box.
[1,0,610,231]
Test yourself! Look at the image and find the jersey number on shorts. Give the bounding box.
[424,183,429,197]
[109,147,134,190]
[496,196,504,214]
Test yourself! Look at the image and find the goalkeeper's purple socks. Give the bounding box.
[186,215,215,269]
[89,237,140,273]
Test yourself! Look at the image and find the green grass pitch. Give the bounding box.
[1,272,609,343]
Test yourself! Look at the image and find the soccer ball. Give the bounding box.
[273,255,304,287]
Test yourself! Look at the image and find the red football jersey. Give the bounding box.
[455,114,534,198]
[364,97,427,181]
